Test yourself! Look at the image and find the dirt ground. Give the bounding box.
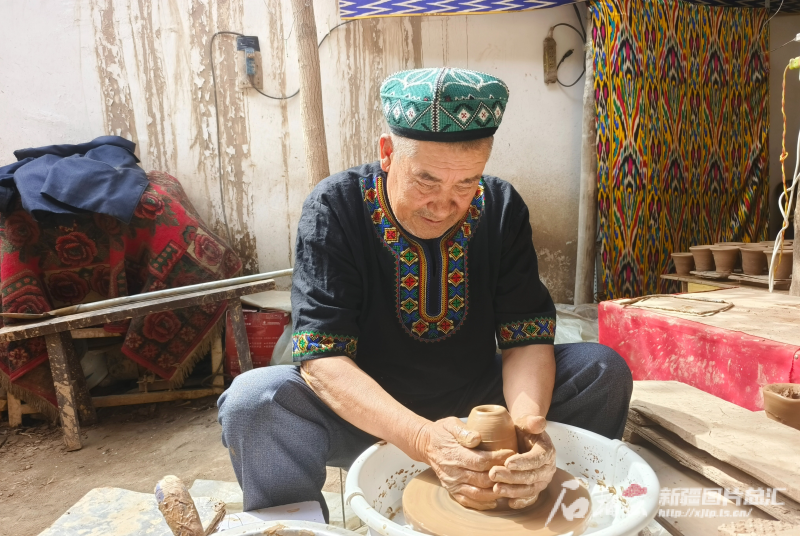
[0,395,343,536]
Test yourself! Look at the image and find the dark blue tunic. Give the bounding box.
[291,161,556,419]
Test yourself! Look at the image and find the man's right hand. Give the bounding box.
[414,417,515,510]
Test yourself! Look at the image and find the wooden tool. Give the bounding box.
[155,475,205,536]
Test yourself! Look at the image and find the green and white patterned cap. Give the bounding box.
[380,68,509,142]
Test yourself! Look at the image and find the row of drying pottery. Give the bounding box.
[671,241,794,279]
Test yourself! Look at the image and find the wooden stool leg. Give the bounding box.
[211,331,224,393]
[227,299,253,373]
[7,393,22,427]
[60,332,97,425]
[45,332,83,451]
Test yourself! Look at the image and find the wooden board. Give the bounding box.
[661,274,739,289]
[628,442,776,536]
[618,286,800,347]
[39,486,224,536]
[690,270,733,280]
[729,273,792,290]
[92,388,218,408]
[626,410,800,524]
[631,381,800,503]
[0,280,275,343]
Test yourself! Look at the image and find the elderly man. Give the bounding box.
[218,68,632,518]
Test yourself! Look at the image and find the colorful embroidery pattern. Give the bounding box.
[361,174,484,342]
[591,0,769,298]
[497,318,556,348]
[292,331,358,359]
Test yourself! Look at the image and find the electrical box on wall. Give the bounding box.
[236,36,263,91]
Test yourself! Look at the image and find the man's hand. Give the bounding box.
[415,417,514,510]
[489,415,556,509]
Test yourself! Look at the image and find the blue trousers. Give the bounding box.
[217,342,632,519]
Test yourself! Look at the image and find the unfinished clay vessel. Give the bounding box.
[689,245,715,271]
[671,253,695,275]
[740,246,768,276]
[709,246,738,273]
[765,248,794,280]
[466,405,518,454]
[763,384,800,431]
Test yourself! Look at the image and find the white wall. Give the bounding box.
[770,15,800,238]
[0,0,588,302]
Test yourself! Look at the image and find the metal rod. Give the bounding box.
[1,268,293,320]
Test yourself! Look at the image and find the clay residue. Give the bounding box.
[90,0,139,145]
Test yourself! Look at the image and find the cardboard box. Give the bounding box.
[225,309,291,377]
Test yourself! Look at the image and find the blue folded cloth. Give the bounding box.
[0,136,149,223]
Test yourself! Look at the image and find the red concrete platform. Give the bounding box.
[599,287,800,411]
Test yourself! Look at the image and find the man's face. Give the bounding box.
[380,135,488,239]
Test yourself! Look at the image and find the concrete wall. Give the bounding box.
[769,15,800,239]
[0,0,587,303]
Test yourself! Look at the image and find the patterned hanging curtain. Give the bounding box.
[591,0,770,299]
[339,0,800,20]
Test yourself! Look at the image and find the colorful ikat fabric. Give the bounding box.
[591,0,770,298]
[339,0,800,19]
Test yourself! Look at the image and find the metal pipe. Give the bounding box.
[1,268,293,320]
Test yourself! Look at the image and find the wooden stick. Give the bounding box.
[92,388,218,408]
[45,332,82,451]
[7,393,22,427]
[289,0,330,189]
[227,299,253,373]
[574,16,598,305]
[70,328,122,339]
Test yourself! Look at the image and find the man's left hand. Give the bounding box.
[488,415,557,509]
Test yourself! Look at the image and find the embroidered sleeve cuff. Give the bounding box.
[496,317,556,349]
[292,331,358,361]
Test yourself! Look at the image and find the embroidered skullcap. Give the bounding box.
[380,67,509,142]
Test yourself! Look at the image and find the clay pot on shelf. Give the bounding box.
[689,245,715,271]
[763,384,800,431]
[465,405,518,453]
[740,246,768,275]
[765,248,794,280]
[709,246,739,273]
[671,253,695,275]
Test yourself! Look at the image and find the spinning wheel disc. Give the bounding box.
[402,468,591,536]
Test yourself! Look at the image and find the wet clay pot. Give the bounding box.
[763,384,800,431]
[671,253,695,275]
[709,246,739,273]
[689,245,715,271]
[465,405,518,512]
[465,405,518,453]
[765,248,794,280]
[741,246,768,276]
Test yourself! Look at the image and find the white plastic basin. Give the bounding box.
[345,421,659,536]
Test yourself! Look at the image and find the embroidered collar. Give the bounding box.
[361,172,485,341]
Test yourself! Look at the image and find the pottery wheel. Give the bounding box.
[402,468,591,536]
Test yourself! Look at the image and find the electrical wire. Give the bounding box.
[769,63,800,291]
[208,20,357,245]
[772,36,799,53]
[572,3,586,41]
[550,23,587,88]
[759,0,786,41]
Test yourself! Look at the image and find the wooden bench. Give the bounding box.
[0,278,276,451]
